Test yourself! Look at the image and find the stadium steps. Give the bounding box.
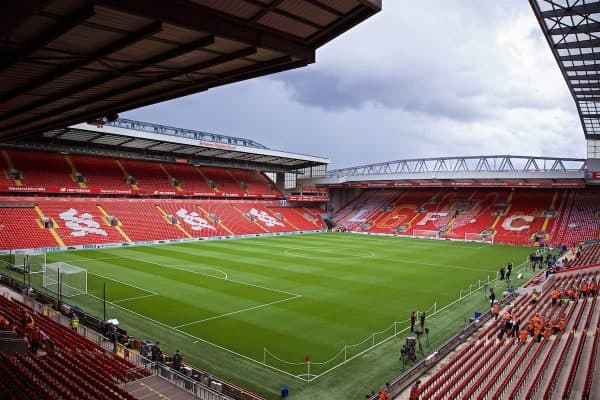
[158,163,183,192]
[115,160,139,190]
[0,206,60,249]
[504,334,555,398]
[155,204,192,238]
[522,333,570,399]
[565,331,595,400]
[195,204,235,235]
[120,159,173,192]
[33,205,66,247]
[69,154,131,190]
[193,167,221,194]
[123,375,197,400]
[96,205,133,242]
[8,149,76,188]
[0,149,19,186]
[549,332,586,400]
[64,155,87,189]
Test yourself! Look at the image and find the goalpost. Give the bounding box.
[465,232,494,244]
[13,252,46,274]
[412,229,439,239]
[43,262,87,297]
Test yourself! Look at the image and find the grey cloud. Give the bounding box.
[278,68,490,122]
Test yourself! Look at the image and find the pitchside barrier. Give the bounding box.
[263,302,438,382]
[1,230,327,254]
[263,257,530,382]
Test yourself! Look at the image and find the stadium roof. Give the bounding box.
[13,118,330,171]
[0,0,381,140]
[531,0,600,138]
[305,155,588,187]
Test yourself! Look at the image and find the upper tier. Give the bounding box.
[0,149,281,199]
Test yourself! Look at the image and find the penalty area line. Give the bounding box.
[86,271,158,295]
[85,293,307,382]
[112,293,158,304]
[173,294,302,329]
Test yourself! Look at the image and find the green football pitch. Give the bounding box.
[11,233,534,399]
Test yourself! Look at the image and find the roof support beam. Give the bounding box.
[0,0,50,39]
[245,0,323,29]
[1,53,298,139]
[559,52,600,62]
[548,21,600,35]
[2,35,215,119]
[0,4,95,71]
[308,4,376,47]
[0,46,257,134]
[248,0,286,23]
[570,73,600,81]
[555,38,600,49]
[0,20,163,104]
[572,82,600,88]
[565,64,600,72]
[540,2,600,18]
[95,0,315,61]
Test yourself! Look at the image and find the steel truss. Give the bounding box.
[327,155,586,177]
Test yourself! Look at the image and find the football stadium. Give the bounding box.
[0,1,599,400]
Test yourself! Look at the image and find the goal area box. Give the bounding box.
[43,262,87,298]
[412,229,439,239]
[12,252,46,274]
[465,233,494,244]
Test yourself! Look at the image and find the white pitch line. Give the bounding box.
[174,294,302,329]
[111,252,301,297]
[86,271,158,295]
[54,255,124,263]
[244,240,493,272]
[167,264,228,279]
[84,292,306,382]
[112,293,158,303]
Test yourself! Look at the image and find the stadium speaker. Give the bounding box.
[106,113,119,122]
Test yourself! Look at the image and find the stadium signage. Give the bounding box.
[300,187,328,194]
[0,185,281,198]
[287,195,329,202]
[197,140,237,151]
[322,180,586,188]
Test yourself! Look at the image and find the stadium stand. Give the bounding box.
[564,243,600,270]
[68,154,132,191]
[332,188,600,246]
[0,198,325,250]
[119,159,175,192]
[6,149,79,189]
[161,163,215,194]
[0,206,59,249]
[0,294,148,400]
[415,267,599,400]
[0,149,280,198]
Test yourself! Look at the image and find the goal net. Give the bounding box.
[43,262,87,297]
[413,229,439,239]
[465,232,494,244]
[13,252,46,274]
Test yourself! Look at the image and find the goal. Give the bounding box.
[413,229,439,239]
[13,252,46,274]
[465,232,494,244]
[43,262,87,297]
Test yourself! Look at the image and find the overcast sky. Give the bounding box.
[124,1,585,170]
